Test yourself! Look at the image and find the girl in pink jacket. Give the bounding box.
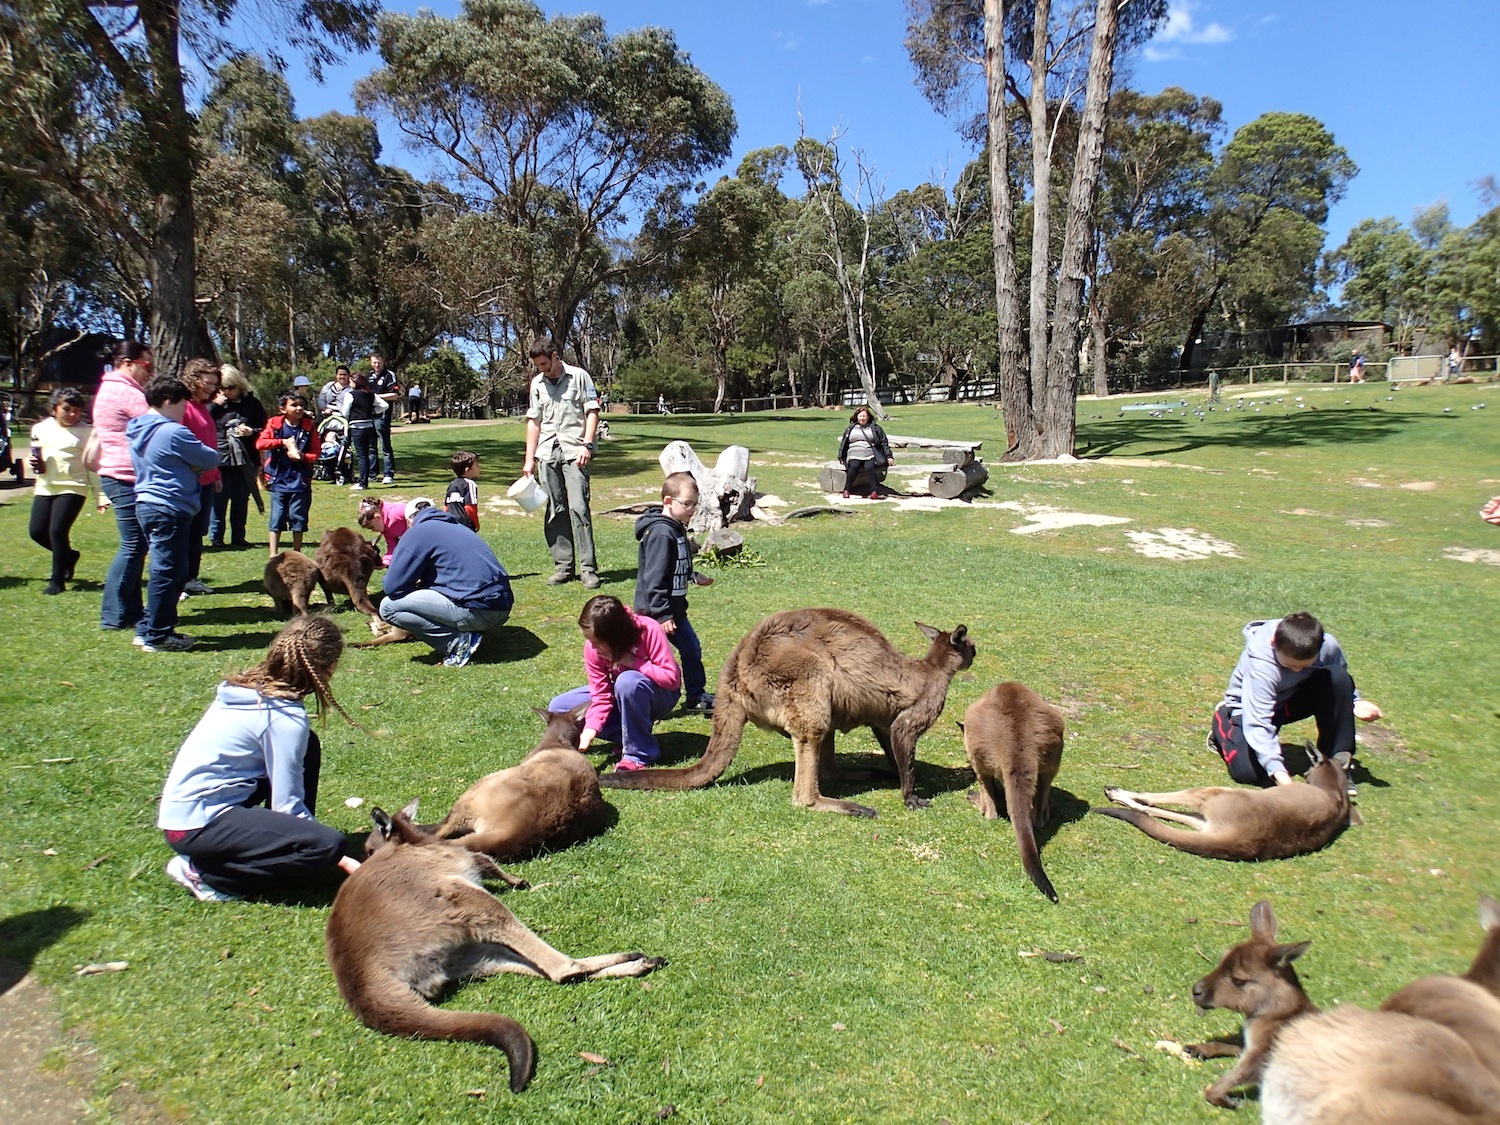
[548,595,681,770]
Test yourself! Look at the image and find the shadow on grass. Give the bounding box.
[1078,406,1409,459]
[1282,742,1389,791]
[0,906,90,994]
[731,752,976,804]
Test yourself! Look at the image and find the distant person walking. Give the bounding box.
[95,341,152,633]
[28,388,94,595]
[1348,351,1366,383]
[1447,345,1462,382]
[522,339,602,589]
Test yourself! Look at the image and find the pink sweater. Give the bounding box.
[92,368,147,482]
[184,400,222,486]
[582,611,682,733]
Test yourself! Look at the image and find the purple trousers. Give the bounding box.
[550,671,679,766]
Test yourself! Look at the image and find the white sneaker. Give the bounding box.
[165,855,238,902]
[381,475,395,485]
[141,634,195,653]
[349,484,364,491]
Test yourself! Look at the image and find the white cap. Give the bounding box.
[404,497,435,524]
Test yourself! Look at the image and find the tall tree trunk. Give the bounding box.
[1041,0,1121,457]
[1091,293,1109,398]
[986,0,1027,454]
[1025,0,1053,424]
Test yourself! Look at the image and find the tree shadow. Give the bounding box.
[1078,406,1409,459]
[0,906,90,995]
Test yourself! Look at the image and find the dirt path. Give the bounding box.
[0,965,94,1124]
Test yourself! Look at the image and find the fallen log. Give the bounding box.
[817,461,885,494]
[928,461,989,499]
[886,435,982,452]
[941,447,975,467]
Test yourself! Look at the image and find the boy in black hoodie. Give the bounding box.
[634,471,715,712]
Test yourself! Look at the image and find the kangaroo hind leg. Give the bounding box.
[792,729,876,817]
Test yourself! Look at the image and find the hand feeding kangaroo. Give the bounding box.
[326,806,664,1094]
[1188,899,1500,1121]
[961,682,1065,902]
[599,608,976,817]
[365,706,608,861]
[1092,752,1354,861]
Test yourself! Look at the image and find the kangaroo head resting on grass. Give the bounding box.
[363,705,608,862]
[1092,753,1353,861]
[600,607,976,817]
[961,681,1065,903]
[326,806,664,1094]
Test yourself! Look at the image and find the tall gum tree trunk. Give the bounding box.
[1025,0,1053,442]
[986,0,1028,454]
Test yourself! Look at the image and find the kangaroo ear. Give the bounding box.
[370,806,394,840]
[400,797,420,820]
[531,706,551,722]
[915,621,939,641]
[568,702,588,723]
[1249,899,1278,940]
[951,624,968,643]
[1271,940,1311,968]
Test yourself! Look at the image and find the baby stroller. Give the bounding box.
[313,414,352,485]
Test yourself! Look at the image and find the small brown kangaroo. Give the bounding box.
[365,706,608,861]
[326,806,664,1094]
[600,608,977,817]
[961,683,1065,902]
[1380,895,1500,1080]
[1189,900,1500,1121]
[1092,754,1353,861]
[263,550,331,617]
[313,527,383,618]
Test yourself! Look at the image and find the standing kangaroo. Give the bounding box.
[1189,900,1500,1121]
[366,706,608,861]
[961,683,1065,902]
[326,807,664,1094]
[1092,754,1353,861]
[600,608,976,817]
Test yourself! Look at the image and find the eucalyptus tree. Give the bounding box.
[357,0,734,351]
[0,0,375,376]
[906,0,1167,458]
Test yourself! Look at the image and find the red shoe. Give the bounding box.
[613,758,648,772]
[868,492,880,500]
[841,490,850,498]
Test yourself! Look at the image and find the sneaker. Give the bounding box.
[166,855,238,902]
[841,490,850,498]
[141,634,195,653]
[443,631,483,668]
[686,693,715,714]
[546,568,574,586]
[579,569,601,590]
[613,758,648,772]
[349,484,365,491]
[44,581,65,595]
[381,475,395,485]
[182,579,215,596]
[132,634,147,647]
[1206,732,1222,758]
[868,492,880,500]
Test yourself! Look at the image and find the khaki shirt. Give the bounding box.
[526,362,599,459]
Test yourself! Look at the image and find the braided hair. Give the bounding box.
[227,616,357,726]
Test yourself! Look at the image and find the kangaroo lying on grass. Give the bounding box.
[365,706,608,861]
[1093,753,1354,861]
[1189,899,1500,1121]
[601,608,976,817]
[961,682,1065,902]
[326,806,664,1094]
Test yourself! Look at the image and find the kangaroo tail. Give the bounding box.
[350,987,536,1092]
[599,698,749,791]
[1002,772,1057,903]
[1091,806,1247,861]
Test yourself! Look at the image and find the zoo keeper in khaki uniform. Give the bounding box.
[521,339,602,589]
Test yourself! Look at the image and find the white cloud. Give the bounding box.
[1152,1,1234,52]
[1143,46,1183,62]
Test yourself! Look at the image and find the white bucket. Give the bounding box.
[507,476,544,513]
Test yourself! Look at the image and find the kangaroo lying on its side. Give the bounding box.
[1189,900,1500,1121]
[961,682,1065,902]
[601,608,976,817]
[1092,754,1353,861]
[364,706,608,861]
[326,806,664,1094]
[1380,895,1500,1080]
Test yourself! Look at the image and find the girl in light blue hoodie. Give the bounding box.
[158,616,362,901]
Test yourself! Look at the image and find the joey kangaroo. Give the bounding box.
[326,806,664,1093]
[365,706,608,861]
[961,683,1065,902]
[263,550,331,617]
[1190,900,1500,1121]
[600,608,976,817]
[1093,754,1352,861]
[1380,895,1500,1079]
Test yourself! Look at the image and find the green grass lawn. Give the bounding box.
[2,380,1497,1123]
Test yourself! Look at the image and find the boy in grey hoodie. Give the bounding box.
[1208,612,1382,791]
[633,472,715,712]
[126,376,220,652]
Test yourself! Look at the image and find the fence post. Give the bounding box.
[1282,364,1288,384]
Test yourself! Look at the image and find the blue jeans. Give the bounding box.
[136,502,194,644]
[549,672,680,765]
[374,412,394,477]
[100,475,146,629]
[669,610,708,702]
[209,466,252,545]
[379,589,509,658]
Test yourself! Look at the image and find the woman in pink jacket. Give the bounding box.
[549,595,682,770]
[94,341,152,631]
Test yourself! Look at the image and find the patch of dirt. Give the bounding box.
[1125,528,1241,561]
[1445,546,1500,566]
[0,965,94,1125]
[1009,509,1133,536]
[1346,518,1391,528]
[1356,724,1423,762]
[1400,481,1438,492]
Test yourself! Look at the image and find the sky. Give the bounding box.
[259,0,1500,247]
